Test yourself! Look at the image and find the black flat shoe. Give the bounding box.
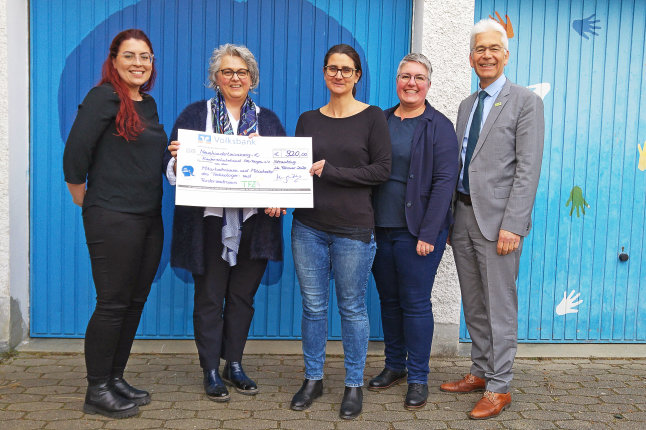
[339,386,362,420]
[404,383,428,410]
[83,380,139,419]
[222,361,258,395]
[367,368,407,391]
[109,377,151,406]
[290,379,323,411]
[203,369,230,402]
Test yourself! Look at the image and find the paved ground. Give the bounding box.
[1,352,645,429]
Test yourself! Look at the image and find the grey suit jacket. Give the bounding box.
[455,79,544,241]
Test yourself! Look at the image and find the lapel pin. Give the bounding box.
[494,102,502,107]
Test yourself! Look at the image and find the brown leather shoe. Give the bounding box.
[469,391,511,420]
[439,374,486,393]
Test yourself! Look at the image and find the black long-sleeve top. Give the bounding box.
[63,83,168,214]
[293,106,391,235]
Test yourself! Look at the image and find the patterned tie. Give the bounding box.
[221,208,243,266]
[462,90,488,194]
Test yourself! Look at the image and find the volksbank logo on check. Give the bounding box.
[198,134,211,143]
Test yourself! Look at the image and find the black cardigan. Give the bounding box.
[163,101,286,275]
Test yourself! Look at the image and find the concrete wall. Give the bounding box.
[0,0,29,353]
[417,0,474,355]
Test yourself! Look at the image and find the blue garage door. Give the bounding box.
[461,0,646,343]
[30,0,413,339]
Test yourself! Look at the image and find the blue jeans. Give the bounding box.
[371,227,448,384]
[291,219,376,387]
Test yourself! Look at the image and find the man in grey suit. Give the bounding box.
[440,19,544,420]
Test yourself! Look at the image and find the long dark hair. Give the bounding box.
[98,29,157,141]
[323,44,362,97]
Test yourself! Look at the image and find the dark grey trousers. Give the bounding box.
[451,201,523,393]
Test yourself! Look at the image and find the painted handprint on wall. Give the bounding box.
[556,290,583,316]
[638,141,646,171]
[572,14,601,40]
[489,11,514,39]
[527,83,551,100]
[565,186,590,217]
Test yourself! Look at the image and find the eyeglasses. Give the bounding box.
[397,73,428,84]
[472,45,506,55]
[118,52,154,64]
[324,65,357,78]
[218,68,250,79]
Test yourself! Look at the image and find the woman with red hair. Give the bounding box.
[63,29,166,419]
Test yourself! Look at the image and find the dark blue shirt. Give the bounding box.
[374,114,420,227]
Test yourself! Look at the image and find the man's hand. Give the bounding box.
[497,229,520,255]
[416,240,435,256]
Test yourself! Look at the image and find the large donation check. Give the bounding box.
[175,129,314,208]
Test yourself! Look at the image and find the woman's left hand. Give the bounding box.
[416,240,435,256]
[248,132,259,138]
[265,208,286,217]
[310,160,326,177]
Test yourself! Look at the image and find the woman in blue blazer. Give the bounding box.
[368,53,459,410]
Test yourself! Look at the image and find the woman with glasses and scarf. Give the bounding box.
[289,44,391,420]
[164,44,285,403]
[63,29,166,419]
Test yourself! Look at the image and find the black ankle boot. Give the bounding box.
[404,383,428,409]
[203,369,230,402]
[367,368,407,391]
[83,379,139,419]
[290,379,323,411]
[109,376,151,406]
[339,386,362,419]
[222,361,258,395]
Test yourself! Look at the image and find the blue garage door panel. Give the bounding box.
[461,0,646,343]
[30,0,412,339]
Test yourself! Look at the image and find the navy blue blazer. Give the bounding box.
[383,101,459,245]
[163,101,286,275]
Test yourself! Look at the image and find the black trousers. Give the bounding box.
[82,206,163,381]
[192,215,268,370]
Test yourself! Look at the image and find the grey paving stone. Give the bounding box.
[0,409,25,419]
[414,409,469,420]
[103,418,164,429]
[24,385,81,395]
[279,419,334,429]
[140,408,197,420]
[164,418,222,429]
[0,393,45,403]
[25,408,84,420]
[443,419,505,429]
[196,408,251,420]
[6,401,63,411]
[0,420,47,429]
[520,409,573,420]
[250,407,304,420]
[504,419,556,429]
[44,419,105,429]
[336,420,393,429]
[553,420,611,429]
[219,418,277,429]
[393,420,448,430]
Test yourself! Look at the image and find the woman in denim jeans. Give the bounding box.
[367,53,458,410]
[289,44,391,420]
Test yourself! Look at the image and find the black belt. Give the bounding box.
[457,192,472,206]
